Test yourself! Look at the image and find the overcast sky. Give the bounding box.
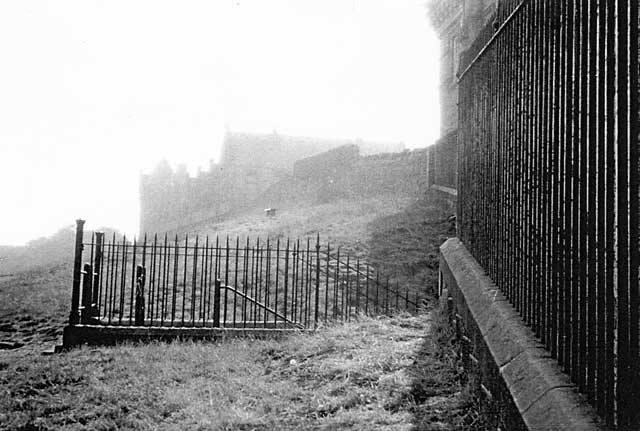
[0,0,440,246]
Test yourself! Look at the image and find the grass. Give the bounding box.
[189,193,415,259]
[1,312,483,431]
[0,190,489,430]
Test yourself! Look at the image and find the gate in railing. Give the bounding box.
[457,0,639,428]
[66,220,421,338]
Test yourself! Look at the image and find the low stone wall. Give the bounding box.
[439,238,605,431]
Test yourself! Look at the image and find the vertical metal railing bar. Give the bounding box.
[385,277,390,315]
[334,248,340,320]
[577,0,589,393]
[190,236,198,325]
[201,237,209,326]
[232,237,238,327]
[627,0,640,425]
[147,235,156,324]
[264,239,271,328]
[283,239,289,324]
[253,238,261,325]
[314,235,320,328]
[128,239,136,325]
[206,238,214,326]
[595,0,608,414]
[524,0,534,328]
[259,241,265,325]
[242,237,249,328]
[355,259,361,315]
[552,0,565,361]
[304,238,311,326]
[89,234,95,319]
[140,236,147,325]
[556,0,568,370]
[539,0,549,338]
[585,0,598,403]
[364,265,369,316]
[161,237,167,325]
[105,234,114,324]
[615,0,631,427]
[345,255,351,321]
[529,0,537,335]
[249,238,256,325]
[540,0,551,348]
[93,233,103,322]
[515,7,524,315]
[212,239,219,326]
[373,271,378,314]
[569,0,582,384]
[171,235,179,326]
[506,10,515,304]
[180,235,187,326]
[292,240,299,324]
[324,242,330,322]
[275,238,281,326]
[118,236,127,325]
[604,0,617,422]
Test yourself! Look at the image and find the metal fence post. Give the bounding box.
[91,232,104,318]
[80,263,92,324]
[213,279,222,328]
[134,265,146,326]
[69,219,85,325]
[314,235,320,328]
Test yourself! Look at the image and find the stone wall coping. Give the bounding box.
[440,237,607,431]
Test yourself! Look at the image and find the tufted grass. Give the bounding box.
[0,312,482,431]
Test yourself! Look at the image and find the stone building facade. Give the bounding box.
[426,0,496,194]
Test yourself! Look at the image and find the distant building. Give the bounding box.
[427,0,495,136]
[139,131,404,234]
[425,0,495,194]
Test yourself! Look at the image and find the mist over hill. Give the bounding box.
[0,225,122,275]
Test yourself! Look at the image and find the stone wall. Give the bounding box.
[286,145,428,204]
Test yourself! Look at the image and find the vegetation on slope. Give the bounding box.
[1,312,483,431]
[0,190,488,430]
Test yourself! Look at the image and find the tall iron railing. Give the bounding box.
[68,220,421,332]
[458,0,639,428]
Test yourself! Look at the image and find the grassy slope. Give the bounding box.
[0,191,487,430]
[1,313,477,430]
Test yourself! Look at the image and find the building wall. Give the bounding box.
[426,0,495,197]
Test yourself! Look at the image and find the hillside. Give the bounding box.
[0,191,486,430]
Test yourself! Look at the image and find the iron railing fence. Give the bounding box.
[458,0,639,428]
[68,220,421,332]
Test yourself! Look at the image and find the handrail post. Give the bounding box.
[134,265,146,326]
[80,263,92,324]
[69,219,85,325]
[213,279,221,328]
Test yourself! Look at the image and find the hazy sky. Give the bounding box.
[0,0,440,246]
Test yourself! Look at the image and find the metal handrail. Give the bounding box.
[221,284,304,329]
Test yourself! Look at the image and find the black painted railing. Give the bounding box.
[457,1,639,428]
[68,220,421,332]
